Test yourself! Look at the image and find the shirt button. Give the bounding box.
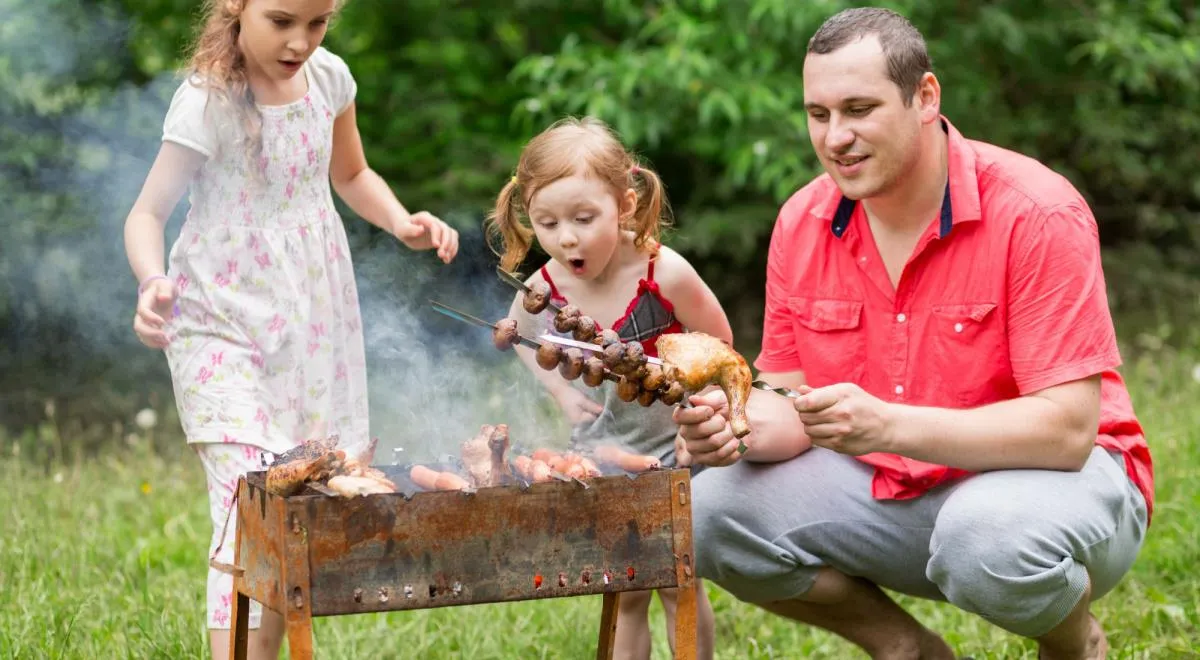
[894,385,904,395]
[896,313,906,323]
[954,322,964,333]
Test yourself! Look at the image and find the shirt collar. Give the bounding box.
[817,115,983,239]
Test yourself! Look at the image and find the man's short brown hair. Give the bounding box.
[807,8,932,106]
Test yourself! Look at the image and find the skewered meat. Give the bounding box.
[602,342,625,371]
[660,381,686,406]
[616,376,641,402]
[553,305,581,333]
[459,423,513,489]
[493,318,520,351]
[558,348,584,380]
[636,389,657,407]
[656,332,753,438]
[573,316,598,343]
[641,363,667,392]
[611,341,645,376]
[536,342,563,370]
[582,356,606,387]
[435,472,471,490]
[523,281,552,314]
[597,329,621,348]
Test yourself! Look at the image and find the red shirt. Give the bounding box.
[755,116,1154,520]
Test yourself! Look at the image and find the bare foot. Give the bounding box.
[918,627,957,660]
[1039,614,1107,660]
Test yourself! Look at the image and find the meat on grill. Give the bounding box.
[460,423,513,489]
[655,332,753,438]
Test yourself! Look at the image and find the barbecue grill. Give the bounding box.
[223,461,699,659]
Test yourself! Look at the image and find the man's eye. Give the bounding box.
[808,111,829,122]
[847,106,873,116]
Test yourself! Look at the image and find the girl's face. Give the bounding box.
[526,173,636,281]
[236,0,337,81]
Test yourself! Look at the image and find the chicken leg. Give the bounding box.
[655,333,753,438]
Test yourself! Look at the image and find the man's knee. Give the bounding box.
[928,485,1118,636]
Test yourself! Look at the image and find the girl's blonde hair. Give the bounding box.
[182,0,344,172]
[486,117,671,272]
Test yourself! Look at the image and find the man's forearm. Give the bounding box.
[884,387,1098,472]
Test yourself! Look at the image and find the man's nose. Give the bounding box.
[825,116,856,152]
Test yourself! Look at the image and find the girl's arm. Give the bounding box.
[651,246,734,344]
[329,103,458,263]
[124,142,206,283]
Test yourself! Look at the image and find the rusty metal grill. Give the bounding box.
[226,464,698,659]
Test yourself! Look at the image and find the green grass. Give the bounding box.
[2,350,1199,659]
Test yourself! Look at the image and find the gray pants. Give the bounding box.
[691,445,1148,638]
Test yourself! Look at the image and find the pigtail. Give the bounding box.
[485,177,533,272]
[628,164,672,251]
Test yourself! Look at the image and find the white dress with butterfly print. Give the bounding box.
[160,47,369,456]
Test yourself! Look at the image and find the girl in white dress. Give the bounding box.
[122,1,458,657]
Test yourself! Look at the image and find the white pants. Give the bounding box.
[195,442,269,630]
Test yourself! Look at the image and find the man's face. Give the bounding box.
[802,35,931,201]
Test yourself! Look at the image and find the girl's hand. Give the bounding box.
[133,277,176,349]
[392,211,459,264]
[554,388,604,425]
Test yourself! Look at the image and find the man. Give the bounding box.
[673,7,1153,660]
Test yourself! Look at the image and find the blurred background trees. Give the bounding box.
[2,0,1197,448]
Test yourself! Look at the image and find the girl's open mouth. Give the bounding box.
[568,258,586,274]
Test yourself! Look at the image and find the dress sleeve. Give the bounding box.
[309,47,358,116]
[1006,201,1123,394]
[162,79,219,158]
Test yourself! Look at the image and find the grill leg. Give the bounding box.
[595,592,621,659]
[284,612,314,659]
[673,582,698,659]
[228,587,250,660]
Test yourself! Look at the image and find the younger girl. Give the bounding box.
[122,1,457,657]
[487,116,724,660]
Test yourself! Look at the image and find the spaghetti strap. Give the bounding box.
[539,265,563,301]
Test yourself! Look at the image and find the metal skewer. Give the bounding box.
[496,267,565,314]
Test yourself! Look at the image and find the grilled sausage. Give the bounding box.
[594,445,662,473]
[523,281,552,314]
[410,465,442,491]
[434,472,471,491]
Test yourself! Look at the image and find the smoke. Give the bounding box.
[0,0,572,456]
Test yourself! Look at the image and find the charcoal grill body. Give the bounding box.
[227,467,698,659]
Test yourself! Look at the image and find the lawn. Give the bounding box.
[2,349,1198,659]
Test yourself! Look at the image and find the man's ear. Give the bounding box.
[916,71,941,124]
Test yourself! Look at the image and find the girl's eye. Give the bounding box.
[574,216,593,223]
[272,18,291,27]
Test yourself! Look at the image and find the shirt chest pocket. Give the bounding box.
[787,296,867,385]
[927,302,1005,404]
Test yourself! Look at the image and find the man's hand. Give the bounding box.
[794,383,894,456]
[392,211,460,263]
[671,389,745,467]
